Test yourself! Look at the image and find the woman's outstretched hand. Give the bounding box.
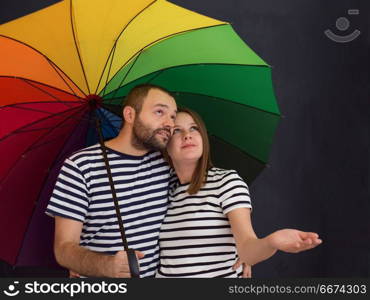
[268,229,322,253]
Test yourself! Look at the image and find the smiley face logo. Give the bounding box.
[325,9,360,43]
[3,282,20,297]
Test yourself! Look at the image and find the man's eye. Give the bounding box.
[155,110,163,115]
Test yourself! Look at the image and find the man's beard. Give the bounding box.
[132,116,170,151]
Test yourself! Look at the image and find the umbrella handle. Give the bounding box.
[127,248,140,278]
[96,118,141,278]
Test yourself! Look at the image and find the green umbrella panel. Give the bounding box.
[100,24,281,183]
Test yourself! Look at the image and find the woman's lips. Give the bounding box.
[181,144,196,149]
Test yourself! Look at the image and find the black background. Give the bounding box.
[0,0,369,278]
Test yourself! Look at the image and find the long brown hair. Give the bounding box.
[164,107,213,194]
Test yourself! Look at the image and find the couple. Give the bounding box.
[46,84,322,278]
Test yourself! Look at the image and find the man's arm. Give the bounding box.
[54,216,144,278]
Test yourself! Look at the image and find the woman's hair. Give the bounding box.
[164,107,213,195]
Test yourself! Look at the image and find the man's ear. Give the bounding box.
[123,106,136,124]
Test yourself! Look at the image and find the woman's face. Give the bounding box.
[167,112,203,165]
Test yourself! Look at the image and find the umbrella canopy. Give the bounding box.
[0,0,280,267]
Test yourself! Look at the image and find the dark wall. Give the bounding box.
[1,0,369,277]
[170,0,370,277]
[0,0,61,23]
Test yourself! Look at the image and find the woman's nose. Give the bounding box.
[183,132,192,140]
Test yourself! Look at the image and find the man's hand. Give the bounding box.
[69,250,145,278]
[69,270,80,278]
[104,250,145,278]
[268,229,322,253]
[55,216,145,278]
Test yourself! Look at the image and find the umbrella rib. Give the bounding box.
[107,50,143,100]
[86,109,121,142]
[26,113,89,152]
[104,62,271,101]
[209,133,268,165]
[15,111,91,265]
[0,106,87,186]
[99,23,228,96]
[99,44,117,98]
[26,133,79,153]
[0,75,84,101]
[69,0,91,95]
[15,122,87,135]
[101,90,280,119]
[94,0,158,95]
[14,116,113,134]
[1,101,97,127]
[110,61,270,93]
[1,102,82,116]
[97,108,120,136]
[46,59,82,98]
[0,105,83,143]
[0,35,86,98]
[49,111,90,165]
[145,69,165,84]
[174,91,281,117]
[101,103,123,117]
[19,78,76,108]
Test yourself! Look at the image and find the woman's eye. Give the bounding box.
[190,126,199,131]
[173,128,180,134]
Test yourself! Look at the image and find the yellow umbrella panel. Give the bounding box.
[0,0,225,96]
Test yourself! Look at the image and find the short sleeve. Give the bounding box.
[218,170,252,215]
[45,158,89,222]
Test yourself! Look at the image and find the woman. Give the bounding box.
[155,108,322,278]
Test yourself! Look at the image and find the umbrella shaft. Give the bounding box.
[95,119,129,251]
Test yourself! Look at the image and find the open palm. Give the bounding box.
[269,229,322,253]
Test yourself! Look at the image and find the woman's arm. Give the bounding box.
[227,208,322,266]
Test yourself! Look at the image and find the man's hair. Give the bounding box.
[123,84,173,114]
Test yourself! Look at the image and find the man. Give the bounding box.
[46,84,177,278]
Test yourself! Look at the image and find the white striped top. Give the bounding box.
[156,168,252,278]
[46,144,170,277]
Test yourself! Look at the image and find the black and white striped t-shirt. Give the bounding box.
[46,144,170,277]
[156,168,252,278]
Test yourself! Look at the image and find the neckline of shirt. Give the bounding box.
[173,167,222,187]
[102,145,157,160]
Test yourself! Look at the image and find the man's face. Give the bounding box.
[132,89,177,151]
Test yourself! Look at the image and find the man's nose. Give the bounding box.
[163,115,175,128]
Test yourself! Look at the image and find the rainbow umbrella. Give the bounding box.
[0,0,280,267]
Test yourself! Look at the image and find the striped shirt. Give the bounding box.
[46,144,170,277]
[156,168,252,278]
